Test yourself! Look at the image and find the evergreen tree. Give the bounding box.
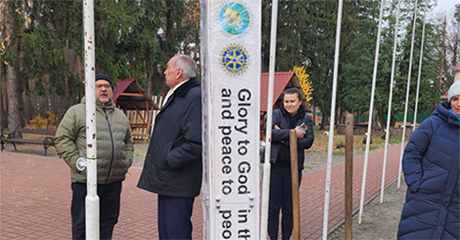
[300,0,364,128]
[301,0,337,129]
[391,0,441,124]
[21,1,83,98]
[261,0,307,72]
[112,0,164,96]
[340,0,380,119]
[152,0,187,95]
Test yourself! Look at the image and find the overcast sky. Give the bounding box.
[430,0,460,19]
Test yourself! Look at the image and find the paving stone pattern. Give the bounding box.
[0,144,403,239]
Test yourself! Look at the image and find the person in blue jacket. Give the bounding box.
[398,80,460,239]
[268,88,314,240]
[137,54,202,240]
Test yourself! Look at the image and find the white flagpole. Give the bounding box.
[322,0,343,238]
[381,0,402,203]
[260,0,278,239]
[83,0,99,239]
[413,2,427,131]
[358,0,385,225]
[398,0,418,189]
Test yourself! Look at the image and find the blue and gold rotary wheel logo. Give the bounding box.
[220,44,249,76]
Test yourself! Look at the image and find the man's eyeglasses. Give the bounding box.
[96,84,111,89]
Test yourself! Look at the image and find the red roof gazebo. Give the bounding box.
[260,71,309,113]
[113,78,158,140]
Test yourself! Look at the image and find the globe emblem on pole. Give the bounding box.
[220,44,249,76]
[219,3,250,36]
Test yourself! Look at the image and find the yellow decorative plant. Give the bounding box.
[293,66,313,104]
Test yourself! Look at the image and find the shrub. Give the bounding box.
[362,136,373,145]
[335,139,345,149]
[28,111,58,130]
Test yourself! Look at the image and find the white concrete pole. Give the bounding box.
[381,0,402,203]
[322,0,343,239]
[358,0,385,225]
[260,0,278,239]
[83,0,99,239]
[398,0,418,189]
[413,2,427,131]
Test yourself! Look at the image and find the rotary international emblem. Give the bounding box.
[219,2,250,36]
[220,44,249,76]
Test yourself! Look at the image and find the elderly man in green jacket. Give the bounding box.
[55,74,134,240]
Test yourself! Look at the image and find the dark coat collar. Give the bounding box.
[174,77,200,98]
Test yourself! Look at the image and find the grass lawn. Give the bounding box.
[309,125,403,156]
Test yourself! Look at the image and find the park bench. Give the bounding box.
[1,127,56,156]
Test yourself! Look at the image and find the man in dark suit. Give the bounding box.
[137,54,202,240]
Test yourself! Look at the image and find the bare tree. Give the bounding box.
[443,4,460,90]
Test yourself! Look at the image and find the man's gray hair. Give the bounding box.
[174,54,197,79]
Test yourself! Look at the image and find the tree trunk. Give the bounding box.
[22,91,32,124]
[312,100,316,126]
[5,2,21,136]
[0,81,8,127]
[320,112,329,130]
[377,107,386,129]
[339,104,345,124]
[146,69,154,98]
[7,65,21,136]
[372,111,378,128]
[390,115,396,128]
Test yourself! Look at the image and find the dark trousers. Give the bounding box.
[268,164,302,240]
[71,181,122,240]
[157,194,195,240]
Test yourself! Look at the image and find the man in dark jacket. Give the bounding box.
[268,88,314,240]
[55,74,134,239]
[137,54,202,240]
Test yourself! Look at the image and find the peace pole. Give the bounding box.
[201,1,261,239]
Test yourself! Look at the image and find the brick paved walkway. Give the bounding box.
[0,144,403,239]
